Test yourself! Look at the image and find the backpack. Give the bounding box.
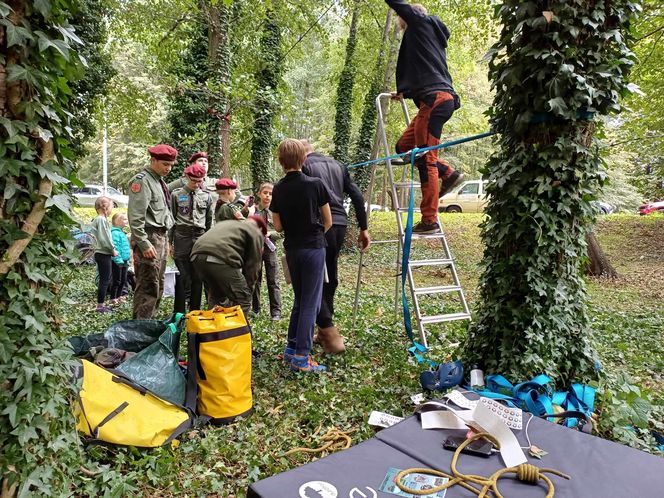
[185,306,253,424]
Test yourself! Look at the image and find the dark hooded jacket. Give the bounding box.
[386,0,456,99]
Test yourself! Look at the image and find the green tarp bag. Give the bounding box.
[115,316,186,406]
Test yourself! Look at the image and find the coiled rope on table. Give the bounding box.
[396,433,570,498]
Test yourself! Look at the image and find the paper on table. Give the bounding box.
[444,390,479,410]
[420,410,468,430]
[471,401,527,467]
[368,411,404,428]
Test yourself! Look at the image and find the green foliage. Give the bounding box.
[249,6,282,188]
[0,0,98,494]
[332,3,360,164]
[462,0,640,385]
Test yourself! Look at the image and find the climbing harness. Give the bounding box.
[396,432,570,498]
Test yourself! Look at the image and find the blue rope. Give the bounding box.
[346,131,495,170]
[359,130,494,364]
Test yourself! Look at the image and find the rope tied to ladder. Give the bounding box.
[395,432,570,498]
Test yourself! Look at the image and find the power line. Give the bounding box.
[279,0,337,63]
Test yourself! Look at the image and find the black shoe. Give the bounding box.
[412,221,441,234]
[439,171,464,197]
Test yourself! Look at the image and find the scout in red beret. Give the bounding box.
[215,178,238,190]
[148,144,178,162]
[188,151,208,165]
[184,164,206,179]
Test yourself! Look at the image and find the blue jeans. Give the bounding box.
[286,247,325,356]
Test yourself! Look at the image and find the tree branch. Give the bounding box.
[0,140,54,276]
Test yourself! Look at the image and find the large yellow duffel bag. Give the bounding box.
[74,360,193,447]
[185,306,253,424]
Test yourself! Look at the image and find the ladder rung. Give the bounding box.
[413,285,462,295]
[392,181,422,188]
[397,207,422,213]
[408,258,453,267]
[404,232,447,240]
[420,312,472,324]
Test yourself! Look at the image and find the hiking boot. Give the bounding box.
[439,171,464,197]
[290,354,327,373]
[317,326,346,354]
[412,221,441,234]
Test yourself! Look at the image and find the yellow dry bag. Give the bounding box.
[74,360,193,447]
[185,306,253,424]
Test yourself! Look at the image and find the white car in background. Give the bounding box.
[72,184,129,208]
[438,180,489,213]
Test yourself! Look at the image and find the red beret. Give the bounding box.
[215,178,237,190]
[148,144,178,162]
[184,164,206,179]
[248,215,268,236]
[188,151,208,164]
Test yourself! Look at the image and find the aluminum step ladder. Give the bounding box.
[353,92,471,348]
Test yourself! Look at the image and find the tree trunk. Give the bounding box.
[586,232,618,278]
[205,1,231,178]
[249,3,282,188]
[332,0,360,164]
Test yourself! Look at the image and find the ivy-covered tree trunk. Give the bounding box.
[332,0,360,164]
[205,0,232,177]
[462,1,638,385]
[1,0,89,495]
[249,3,282,188]
[165,20,210,181]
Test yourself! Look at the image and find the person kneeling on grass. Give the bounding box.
[190,216,267,317]
[271,138,333,373]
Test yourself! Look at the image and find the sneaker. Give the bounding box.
[271,314,281,321]
[277,347,295,363]
[412,221,441,234]
[290,354,327,373]
[96,305,113,313]
[439,171,464,197]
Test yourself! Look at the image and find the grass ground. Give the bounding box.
[59,211,663,497]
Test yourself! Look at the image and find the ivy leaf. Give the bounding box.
[33,0,52,18]
[547,97,569,115]
[45,193,72,213]
[0,2,12,16]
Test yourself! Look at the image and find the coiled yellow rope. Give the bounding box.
[396,433,570,498]
[283,426,353,457]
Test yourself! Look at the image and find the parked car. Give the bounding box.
[592,201,614,215]
[343,199,390,214]
[72,184,129,208]
[438,180,488,213]
[638,200,664,215]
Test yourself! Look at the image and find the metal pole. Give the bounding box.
[102,110,108,195]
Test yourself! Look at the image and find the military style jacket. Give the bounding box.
[128,168,175,252]
[171,186,213,232]
[215,200,243,223]
[254,205,281,241]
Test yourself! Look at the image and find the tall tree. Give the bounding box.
[332,0,360,164]
[1,0,95,495]
[462,1,639,385]
[204,0,232,177]
[249,2,282,188]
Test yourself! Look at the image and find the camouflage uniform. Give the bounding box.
[170,185,213,313]
[215,200,243,222]
[128,168,174,319]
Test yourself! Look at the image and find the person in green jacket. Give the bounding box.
[90,196,117,313]
[190,217,267,316]
[110,212,131,303]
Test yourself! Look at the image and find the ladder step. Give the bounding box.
[403,232,447,240]
[409,258,453,267]
[419,312,472,325]
[392,181,422,188]
[413,285,462,296]
[397,207,422,213]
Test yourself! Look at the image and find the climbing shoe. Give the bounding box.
[412,221,441,234]
[290,354,327,373]
[439,171,464,197]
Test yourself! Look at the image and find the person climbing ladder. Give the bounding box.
[386,0,464,234]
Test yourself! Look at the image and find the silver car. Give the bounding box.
[72,184,129,208]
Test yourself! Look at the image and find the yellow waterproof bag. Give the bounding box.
[74,360,192,447]
[186,306,253,424]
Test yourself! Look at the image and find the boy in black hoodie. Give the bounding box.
[386,0,464,234]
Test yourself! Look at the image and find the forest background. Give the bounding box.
[77,0,662,207]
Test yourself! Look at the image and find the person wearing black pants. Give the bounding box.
[94,253,113,309]
[90,196,116,313]
[301,140,371,354]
